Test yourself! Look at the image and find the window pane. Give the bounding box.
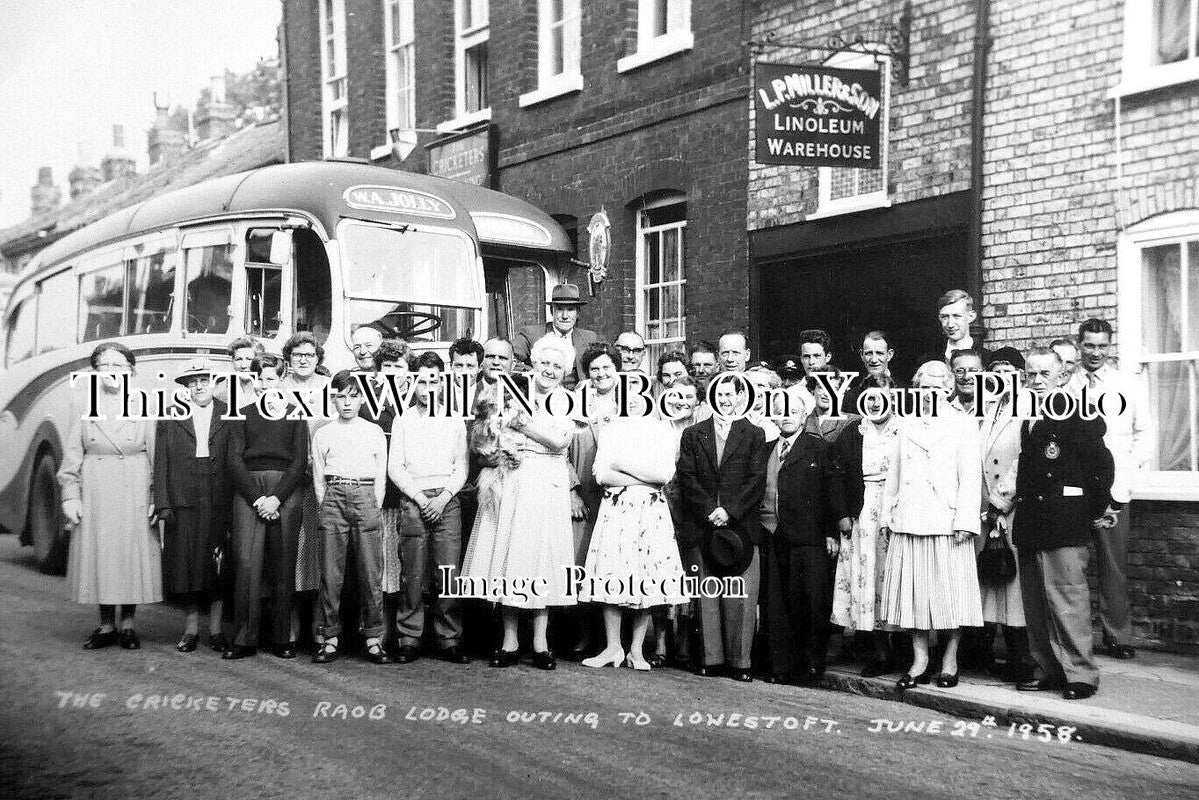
[1188,241,1199,351]
[654,0,669,36]
[663,283,680,322]
[1142,243,1183,353]
[648,286,661,322]
[1145,359,1197,471]
[551,0,564,21]
[829,167,856,200]
[1155,0,1190,64]
[551,24,565,75]
[36,271,77,353]
[127,249,176,335]
[857,167,883,194]
[646,232,661,284]
[246,267,283,339]
[389,0,400,44]
[465,42,489,112]
[662,227,680,282]
[79,263,126,342]
[5,299,35,364]
[184,243,233,334]
[247,229,291,266]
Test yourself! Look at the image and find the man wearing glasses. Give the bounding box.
[949,349,987,417]
[614,331,649,374]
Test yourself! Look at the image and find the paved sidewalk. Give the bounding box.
[819,650,1199,764]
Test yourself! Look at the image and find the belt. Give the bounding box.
[325,476,374,486]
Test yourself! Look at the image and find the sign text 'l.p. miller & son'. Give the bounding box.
[754,63,883,169]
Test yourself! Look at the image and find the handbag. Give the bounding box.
[977,519,1017,587]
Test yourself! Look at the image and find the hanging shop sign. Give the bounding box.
[754,62,882,169]
[427,124,493,187]
[586,209,610,286]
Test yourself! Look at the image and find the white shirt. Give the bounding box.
[311,417,389,506]
[388,407,468,497]
[1067,362,1153,503]
[192,402,213,458]
[945,335,975,362]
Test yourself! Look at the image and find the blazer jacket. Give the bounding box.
[979,401,1021,516]
[880,413,983,537]
[152,399,232,513]
[1013,413,1113,551]
[675,417,768,548]
[512,323,599,388]
[775,432,847,547]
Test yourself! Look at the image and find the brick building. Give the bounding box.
[282,0,750,362]
[748,0,1198,651]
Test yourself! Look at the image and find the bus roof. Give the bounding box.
[21,161,572,282]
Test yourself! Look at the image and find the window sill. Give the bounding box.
[806,193,890,221]
[436,108,492,134]
[369,143,394,161]
[518,74,584,108]
[1108,60,1199,98]
[617,30,695,73]
[1131,473,1199,502]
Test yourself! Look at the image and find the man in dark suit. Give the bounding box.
[1014,346,1114,700]
[676,374,768,681]
[153,359,233,653]
[760,394,846,684]
[511,283,598,389]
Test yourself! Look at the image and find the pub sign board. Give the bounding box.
[427,124,493,187]
[754,62,883,169]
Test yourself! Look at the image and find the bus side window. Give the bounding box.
[4,297,35,366]
[244,229,289,340]
[293,228,331,345]
[127,246,177,335]
[37,270,78,353]
[79,260,126,342]
[484,258,547,341]
[183,240,233,335]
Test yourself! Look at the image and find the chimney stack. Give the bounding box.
[31,167,62,218]
[101,124,137,183]
[147,94,189,166]
[195,74,238,141]
[68,142,102,199]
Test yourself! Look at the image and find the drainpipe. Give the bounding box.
[968,0,990,343]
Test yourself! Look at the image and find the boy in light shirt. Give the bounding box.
[310,370,390,665]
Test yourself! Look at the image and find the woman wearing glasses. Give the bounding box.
[59,343,162,650]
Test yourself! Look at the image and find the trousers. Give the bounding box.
[761,538,832,676]
[316,484,384,640]
[693,545,760,670]
[396,491,463,647]
[1019,546,1098,687]
[1093,510,1131,646]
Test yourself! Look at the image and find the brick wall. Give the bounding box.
[748,0,975,230]
[283,0,323,163]
[1129,503,1199,653]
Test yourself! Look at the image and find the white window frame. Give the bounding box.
[1117,209,1199,500]
[617,0,693,73]
[519,0,584,107]
[1111,0,1199,97]
[635,195,687,366]
[807,49,891,220]
[319,0,349,157]
[439,0,492,132]
[374,0,418,161]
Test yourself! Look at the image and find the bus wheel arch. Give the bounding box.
[27,444,67,575]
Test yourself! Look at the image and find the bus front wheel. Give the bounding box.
[29,453,67,575]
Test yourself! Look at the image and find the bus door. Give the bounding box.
[483,256,554,341]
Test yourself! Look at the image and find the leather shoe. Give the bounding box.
[1016,678,1065,692]
[222,645,257,660]
[935,672,960,688]
[1063,682,1097,700]
[729,670,753,683]
[364,642,394,665]
[438,645,470,664]
[694,665,719,678]
[208,633,229,653]
[395,645,420,664]
[762,673,789,684]
[271,643,297,659]
[530,650,556,670]
[83,628,119,650]
[176,634,199,653]
[312,642,339,664]
[489,649,520,668]
[1101,643,1136,660]
[564,646,589,663]
[118,629,141,650]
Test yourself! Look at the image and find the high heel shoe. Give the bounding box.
[624,654,651,671]
[935,671,960,688]
[896,667,934,691]
[582,648,625,668]
[530,650,556,670]
[489,649,520,668]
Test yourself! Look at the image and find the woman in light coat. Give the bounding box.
[880,360,983,690]
[60,342,162,650]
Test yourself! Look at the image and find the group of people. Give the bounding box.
[59,285,1150,702]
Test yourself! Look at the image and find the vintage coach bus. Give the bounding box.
[0,160,573,571]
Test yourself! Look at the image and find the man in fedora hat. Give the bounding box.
[675,374,768,682]
[512,283,598,389]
